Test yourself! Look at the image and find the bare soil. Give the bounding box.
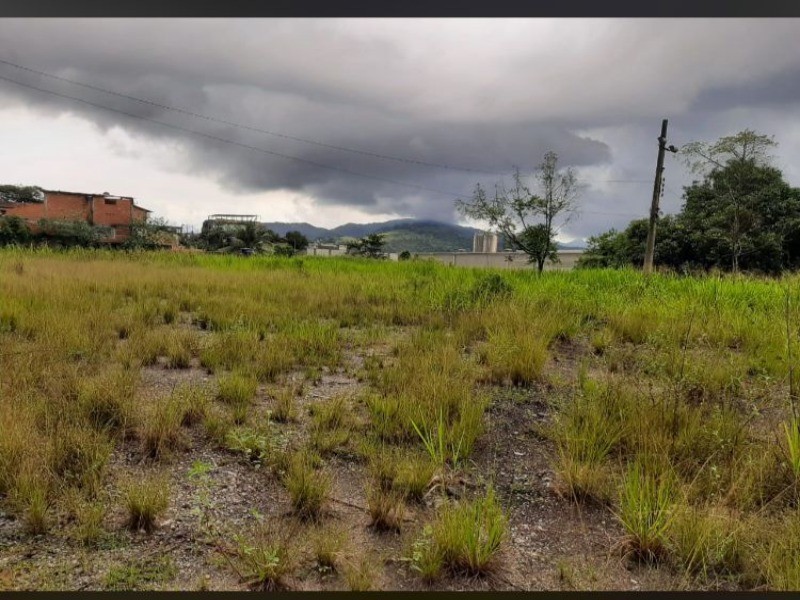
[0,330,696,591]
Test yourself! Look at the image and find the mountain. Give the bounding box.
[261,218,586,253]
[262,219,485,253]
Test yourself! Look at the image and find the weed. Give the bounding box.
[226,426,273,466]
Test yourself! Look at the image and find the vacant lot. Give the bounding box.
[1,248,799,591]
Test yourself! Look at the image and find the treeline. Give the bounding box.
[183,221,310,255]
[579,130,800,275]
[0,215,176,250]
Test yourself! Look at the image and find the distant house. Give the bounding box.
[0,189,152,243]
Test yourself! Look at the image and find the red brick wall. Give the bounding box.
[1,192,149,243]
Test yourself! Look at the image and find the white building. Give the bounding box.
[473,231,499,253]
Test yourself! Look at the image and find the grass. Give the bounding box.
[615,458,676,563]
[104,555,177,591]
[310,525,346,571]
[412,487,507,578]
[4,249,800,590]
[282,450,331,521]
[121,473,170,532]
[366,484,406,531]
[235,520,300,591]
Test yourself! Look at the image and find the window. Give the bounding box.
[104,199,117,205]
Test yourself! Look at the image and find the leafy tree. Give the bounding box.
[285,231,309,252]
[456,151,581,272]
[398,250,411,261]
[347,233,386,258]
[0,185,44,204]
[582,130,800,275]
[0,216,32,246]
[681,130,779,273]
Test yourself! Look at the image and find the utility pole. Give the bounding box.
[643,119,670,274]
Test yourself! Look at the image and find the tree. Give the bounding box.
[347,233,386,258]
[582,129,800,275]
[681,130,778,273]
[0,216,32,246]
[285,230,309,252]
[456,151,580,273]
[0,185,44,204]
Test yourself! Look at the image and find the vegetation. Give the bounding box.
[2,248,800,590]
[456,151,581,272]
[346,233,387,258]
[580,130,800,274]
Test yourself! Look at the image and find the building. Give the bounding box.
[413,249,584,270]
[305,242,349,257]
[473,231,499,253]
[0,189,151,243]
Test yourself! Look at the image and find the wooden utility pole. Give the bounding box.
[643,119,669,274]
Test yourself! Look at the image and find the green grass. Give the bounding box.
[412,487,507,578]
[4,248,800,589]
[121,473,170,532]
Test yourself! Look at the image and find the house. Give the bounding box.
[0,189,152,243]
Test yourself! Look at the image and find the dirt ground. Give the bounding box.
[0,332,699,591]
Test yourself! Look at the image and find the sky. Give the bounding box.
[1,18,799,241]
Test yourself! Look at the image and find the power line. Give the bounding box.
[0,59,670,187]
[0,57,494,176]
[0,74,472,200]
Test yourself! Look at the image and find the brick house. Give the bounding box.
[0,189,152,243]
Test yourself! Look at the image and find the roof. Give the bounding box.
[39,189,152,213]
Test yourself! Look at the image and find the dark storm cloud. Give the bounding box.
[1,19,800,237]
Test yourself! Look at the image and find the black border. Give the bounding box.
[0,0,799,17]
